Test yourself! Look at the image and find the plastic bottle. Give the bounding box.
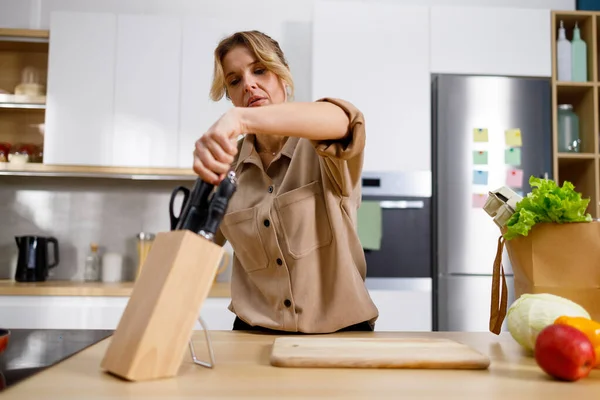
[571,22,588,82]
[557,20,572,81]
[83,243,101,281]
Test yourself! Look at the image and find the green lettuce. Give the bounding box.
[503,176,592,240]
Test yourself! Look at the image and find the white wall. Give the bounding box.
[0,0,576,29]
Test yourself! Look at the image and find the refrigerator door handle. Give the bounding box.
[379,200,425,209]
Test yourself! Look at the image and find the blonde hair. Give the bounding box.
[210,30,294,102]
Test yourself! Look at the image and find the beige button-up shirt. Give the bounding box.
[214,97,379,333]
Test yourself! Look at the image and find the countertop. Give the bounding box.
[0,330,598,399]
[0,280,231,298]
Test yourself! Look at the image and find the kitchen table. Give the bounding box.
[0,330,598,399]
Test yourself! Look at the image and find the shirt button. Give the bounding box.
[268,185,273,193]
[284,299,292,308]
[263,219,270,227]
[276,258,283,266]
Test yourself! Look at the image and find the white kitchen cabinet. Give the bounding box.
[178,17,284,169]
[430,7,551,77]
[368,289,432,332]
[312,1,431,173]
[112,15,182,168]
[44,11,117,166]
[0,296,235,331]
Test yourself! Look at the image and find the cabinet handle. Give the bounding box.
[379,201,424,209]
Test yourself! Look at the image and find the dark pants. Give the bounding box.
[232,316,374,334]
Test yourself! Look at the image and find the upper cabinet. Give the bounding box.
[45,12,183,168]
[44,12,117,166]
[113,15,182,168]
[312,1,431,173]
[430,7,551,77]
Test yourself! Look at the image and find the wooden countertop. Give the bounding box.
[1,330,598,398]
[0,280,231,298]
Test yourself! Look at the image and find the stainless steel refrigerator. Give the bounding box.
[432,74,553,332]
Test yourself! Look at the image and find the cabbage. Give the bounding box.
[506,293,591,352]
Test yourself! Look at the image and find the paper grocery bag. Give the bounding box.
[489,221,600,334]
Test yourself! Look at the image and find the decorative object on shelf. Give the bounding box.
[14,66,44,98]
[0,143,10,163]
[557,104,581,153]
[571,22,588,82]
[557,20,572,81]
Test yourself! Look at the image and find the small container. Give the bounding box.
[83,243,101,281]
[557,20,572,81]
[571,22,588,82]
[136,233,155,279]
[557,104,581,152]
[102,253,123,283]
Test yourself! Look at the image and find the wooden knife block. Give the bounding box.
[100,230,224,381]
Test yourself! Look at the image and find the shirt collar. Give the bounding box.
[235,134,300,171]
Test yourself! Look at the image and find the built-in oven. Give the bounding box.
[360,171,433,331]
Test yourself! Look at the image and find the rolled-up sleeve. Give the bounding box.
[310,97,366,197]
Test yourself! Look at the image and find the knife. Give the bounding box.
[169,171,237,240]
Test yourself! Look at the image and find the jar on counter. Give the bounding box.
[557,104,581,152]
[83,243,101,281]
[136,232,155,279]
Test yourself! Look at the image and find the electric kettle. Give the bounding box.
[14,236,60,282]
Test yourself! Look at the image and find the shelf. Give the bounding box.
[0,28,49,40]
[556,84,596,153]
[0,102,45,110]
[0,94,46,110]
[0,163,198,180]
[555,81,596,87]
[556,153,596,166]
[0,280,231,298]
[553,11,596,83]
[557,157,598,218]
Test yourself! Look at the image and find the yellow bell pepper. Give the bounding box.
[554,316,600,367]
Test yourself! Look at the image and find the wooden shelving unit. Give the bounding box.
[552,11,600,218]
[0,28,48,164]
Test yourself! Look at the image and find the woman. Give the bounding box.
[193,30,379,334]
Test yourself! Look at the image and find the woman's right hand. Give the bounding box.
[193,110,244,184]
[193,131,238,185]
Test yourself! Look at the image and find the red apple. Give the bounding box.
[534,324,596,382]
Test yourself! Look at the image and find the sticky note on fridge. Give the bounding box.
[505,129,522,147]
[506,169,524,188]
[473,150,488,165]
[473,128,489,142]
[505,148,521,166]
[473,170,488,185]
[472,193,488,208]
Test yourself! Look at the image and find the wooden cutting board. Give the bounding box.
[270,337,491,369]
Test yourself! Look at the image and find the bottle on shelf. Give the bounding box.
[571,22,587,82]
[557,20,572,81]
[557,104,581,153]
[83,243,101,281]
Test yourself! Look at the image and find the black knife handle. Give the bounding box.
[175,179,214,232]
[198,171,237,241]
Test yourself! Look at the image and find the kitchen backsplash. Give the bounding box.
[0,176,232,281]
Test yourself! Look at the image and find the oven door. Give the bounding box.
[363,196,431,279]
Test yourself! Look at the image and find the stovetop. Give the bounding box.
[0,329,113,391]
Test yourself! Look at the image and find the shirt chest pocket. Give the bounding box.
[220,207,269,273]
[275,181,333,259]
